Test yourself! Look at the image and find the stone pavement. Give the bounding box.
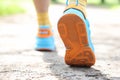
[0,5,120,80]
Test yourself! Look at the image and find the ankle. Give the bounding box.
[66,0,87,7]
[37,12,51,27]
[65,0,87,18]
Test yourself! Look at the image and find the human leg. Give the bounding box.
[33,0,55,51]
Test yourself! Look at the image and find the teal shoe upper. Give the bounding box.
[36,25,55,51]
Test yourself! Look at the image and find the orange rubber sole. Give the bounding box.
[58,14,96,67]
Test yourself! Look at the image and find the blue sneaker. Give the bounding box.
[36,25,55,51]
[58,0,96,67]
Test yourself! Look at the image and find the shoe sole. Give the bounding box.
[36,48,54,52]
[58,14,95,67]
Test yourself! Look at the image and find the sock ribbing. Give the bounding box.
[37,12,51,26]
[78,0,87,6]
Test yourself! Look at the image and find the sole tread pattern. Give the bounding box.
[58,14,95,67]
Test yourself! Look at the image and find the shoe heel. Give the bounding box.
[36,36,55,51]
[65,46,95,67]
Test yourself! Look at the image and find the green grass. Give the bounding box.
[88,0,120,8]
[0,0,32,16]
[0,0,120,16]
[55,0,120,9]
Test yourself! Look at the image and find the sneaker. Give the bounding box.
[36,25,55,51]
[58,0,95,67]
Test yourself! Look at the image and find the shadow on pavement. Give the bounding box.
[42,51,109,80]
